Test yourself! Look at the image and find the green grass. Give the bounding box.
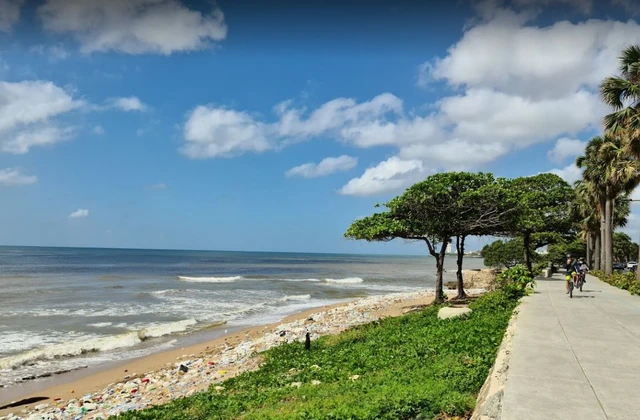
[114,292,518,420]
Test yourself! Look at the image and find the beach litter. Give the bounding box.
[0,289,482,420]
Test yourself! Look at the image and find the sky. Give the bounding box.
[0,0,639,255]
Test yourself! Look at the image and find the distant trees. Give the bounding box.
[480,239,527,269]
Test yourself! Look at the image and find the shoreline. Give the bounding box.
[0,289,474,419]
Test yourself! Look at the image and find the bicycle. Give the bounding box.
[566,273,575,298]
[575,271,584,292]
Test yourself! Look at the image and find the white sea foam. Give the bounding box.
[278,278,321,282]
[178,276,243,283]
[88,322,113,328]
[0,318,198,370]
[323,277,364,284]
[279,294,311,302]
[140,318,197,339]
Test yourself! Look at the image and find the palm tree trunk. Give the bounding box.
[586,233,593,268]
[600,197,607,272]
[605,197,614,275]
[637,230,640,281]
[594,232,601,271]
[455,235,467,300]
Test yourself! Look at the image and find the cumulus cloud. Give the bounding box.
[286,155,358,178]
[68,208,89,218]
[111,96,146,112]
[0,168,37,186]
[547,137,587,164]
[549,163,582,184]
[339,157,426,196]
[0,80,83,154]
[180,8,640,196]
[38,0,227,55]
[181,107,271,158]
[0,0,24,33]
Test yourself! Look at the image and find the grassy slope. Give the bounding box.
[115,292,517,420]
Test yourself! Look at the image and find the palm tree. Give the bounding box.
[571,181,600,268]
[600,45,640,150]
[600,45,640,278]
[577,135,639,274]
[577,137,608,271]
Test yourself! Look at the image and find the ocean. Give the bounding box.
[0,246,485,389]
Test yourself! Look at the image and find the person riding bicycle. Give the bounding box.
[565,255,579,294]
[578,258,589,282]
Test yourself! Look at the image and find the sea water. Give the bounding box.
[0,246,485,388]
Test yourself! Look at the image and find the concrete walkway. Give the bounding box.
[501,273,640,420]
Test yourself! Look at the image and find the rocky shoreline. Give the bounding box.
[0,289,482,420]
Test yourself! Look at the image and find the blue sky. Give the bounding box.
[0,0,639,254]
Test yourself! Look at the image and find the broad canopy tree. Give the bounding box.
[345,172,513,303]
[502,174,574,273]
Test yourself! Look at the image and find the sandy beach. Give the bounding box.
[0,289,476,420]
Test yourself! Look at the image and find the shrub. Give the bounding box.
[495,265,536,299]
[592,270,640,296]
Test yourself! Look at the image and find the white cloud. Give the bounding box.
[93,125,104,135]
[547,137,587,164]
[147,183,167,190]
[339,157,426,196]
[423,15,640,98]
[0,168,36,186]
[112,96,146,112]
[31,44,70,61]
[0,0,24,33]
[549,163,582,184]
[181,106,271,158]
[0,81,83,154]
[286,155,358,178]
[38,0,227,55]
[68,208,89,218]
[181,10,640,197]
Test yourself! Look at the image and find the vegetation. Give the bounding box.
[591,270,640,296]
[613,232,640,262]
[501,174,574,273]
[481,239,527,268]
[345,172,513,303]
[114,290,521,420]
[596,44,640,278]
[495,265,536,299]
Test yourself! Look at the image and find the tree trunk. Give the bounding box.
[594,232,601,271]
[523,232,532,274]
[434,239,449,304]
[586,233,593,269]
[605,197,614,275]
[600,197,607,272]
[637,229,640,281]
[455,235,467,300]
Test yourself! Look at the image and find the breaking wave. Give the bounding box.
[0,319,200,371]
[323,277,364,284]
[177,276,243,283]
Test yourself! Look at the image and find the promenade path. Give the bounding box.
[501,273,640,420]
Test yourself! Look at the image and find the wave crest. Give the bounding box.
[0,318,199,371]
[323,277,364,284]
[177,276,243,283]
